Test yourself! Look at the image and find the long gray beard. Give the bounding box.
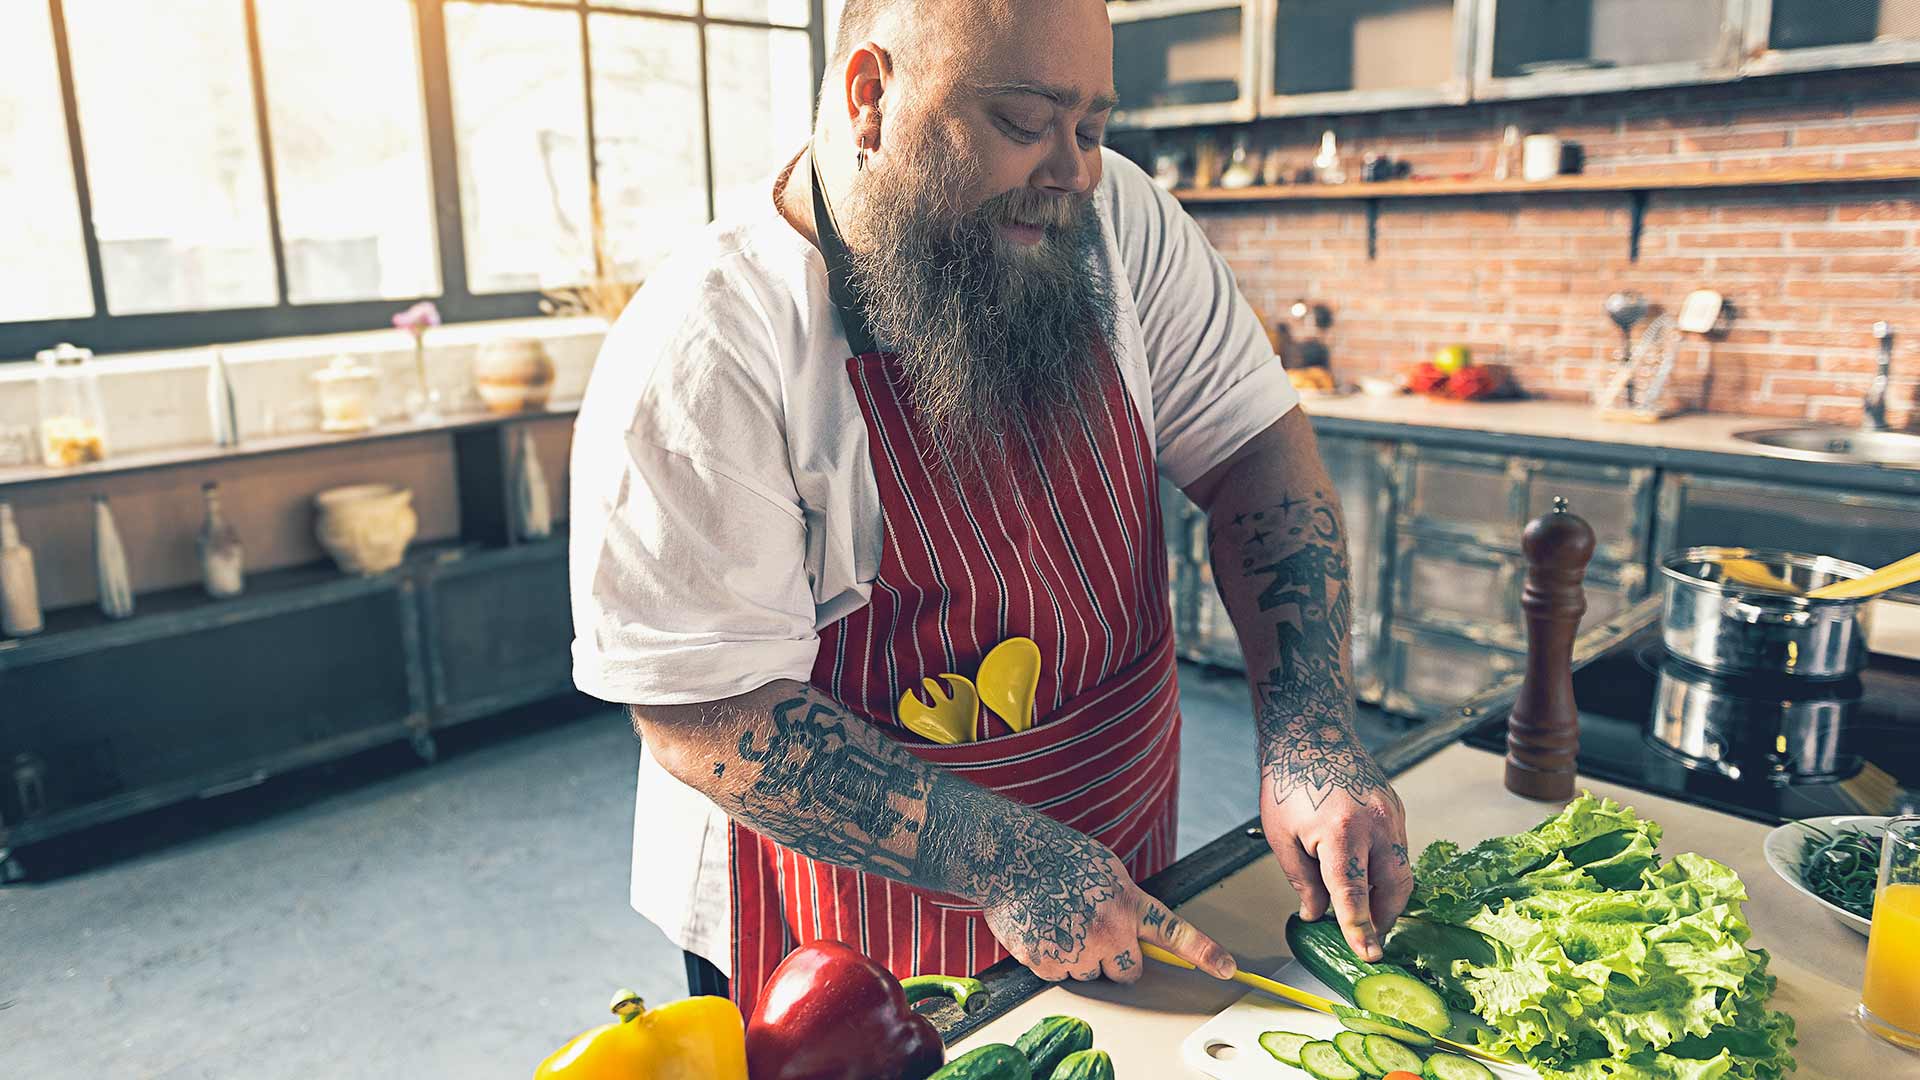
[842,162,1119,471]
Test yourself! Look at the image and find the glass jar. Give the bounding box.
[313,355,379,433]
[35,342,109,467]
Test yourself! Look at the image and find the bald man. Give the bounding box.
[568,0,1412,1011]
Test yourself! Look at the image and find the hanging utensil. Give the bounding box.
[976,637,1041,734]
[898,674,979,745]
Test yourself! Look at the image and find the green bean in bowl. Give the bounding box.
[1797,825,1882,920]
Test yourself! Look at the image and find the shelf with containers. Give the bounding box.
[0,403,581,881]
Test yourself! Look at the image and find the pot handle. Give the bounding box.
[1723,597,1813,626]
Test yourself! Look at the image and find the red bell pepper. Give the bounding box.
[745,940,988,1080]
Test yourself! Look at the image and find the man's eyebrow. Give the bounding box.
[973,80,1119,113]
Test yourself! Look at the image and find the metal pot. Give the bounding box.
[1660,547,1876,680]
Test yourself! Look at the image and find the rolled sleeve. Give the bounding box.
[1103,150,1300,488]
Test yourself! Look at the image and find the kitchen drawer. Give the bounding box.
[1382,624,1523,720]
[1395,446,1517,547]
[1393,535,1646,652]
[1521,458,1655,566]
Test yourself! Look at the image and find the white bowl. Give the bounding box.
[1761,814,1888,937]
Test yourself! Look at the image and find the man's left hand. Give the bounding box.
[1256,725,1412,962]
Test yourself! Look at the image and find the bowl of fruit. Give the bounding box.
[1405,346,1512,403]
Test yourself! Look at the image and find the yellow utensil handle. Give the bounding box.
[1141,943,1515,1067]
[1807,550,1920,600]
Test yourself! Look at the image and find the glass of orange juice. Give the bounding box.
[1860,815,1920,1052]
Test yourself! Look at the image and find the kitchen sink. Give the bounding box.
[1734,426,1920,468]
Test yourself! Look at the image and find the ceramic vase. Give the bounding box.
[314,484,417,576]
[473,338,556,414]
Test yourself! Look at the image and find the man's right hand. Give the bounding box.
[980,834,1236,984]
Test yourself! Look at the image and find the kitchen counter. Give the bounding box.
[950,741,1912,1077]
[1300,394,1920,496]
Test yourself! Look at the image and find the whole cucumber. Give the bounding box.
[1013,1016,1094,1077]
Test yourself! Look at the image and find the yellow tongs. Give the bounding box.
[1142,943,1515,1067]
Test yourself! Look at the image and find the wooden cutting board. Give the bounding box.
[1179,960,1540,1080]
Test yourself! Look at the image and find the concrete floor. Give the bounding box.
[3,664,1408,1079]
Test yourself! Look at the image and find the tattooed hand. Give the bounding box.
[1196,422,1414,963]
[924,773,1235,984]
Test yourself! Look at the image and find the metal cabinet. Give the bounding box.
[1655,473,1920,601]
[418,542,575,727]
[1381,623,1523,719]
[1110,0,1261,130]
[1473,0,1748,100]
[1395,445,1654,562]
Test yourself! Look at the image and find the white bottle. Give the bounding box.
[513,428,553,542]
[1314,130,1345,185]
[207,349,240,448]
[0,501,43,637]
[93,494,135,620]
[198,482,245,599]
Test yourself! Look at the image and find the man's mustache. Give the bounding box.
[978,188,1088,230]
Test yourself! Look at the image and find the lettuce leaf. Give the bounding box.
[1399,795,1797,1080]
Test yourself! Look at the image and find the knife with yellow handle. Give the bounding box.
[1141,943,1515,1066]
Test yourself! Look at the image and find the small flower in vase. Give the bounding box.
[393,300,442,422]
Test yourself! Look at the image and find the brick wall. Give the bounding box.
[1159,67,1920,427]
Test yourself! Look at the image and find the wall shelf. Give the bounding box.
[1173,164,1920,261]
[1170,164,1920,205]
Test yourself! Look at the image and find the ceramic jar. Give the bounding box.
[313,484,417,576]
[473,338,556,414]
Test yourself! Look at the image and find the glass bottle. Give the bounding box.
[0,501,43,637]
[513,428,553,542]
[1314,130,1346,185]
[36,342,110,468]
[1220,133,1258,189]
[93,494,134,620]
[198,482,245,599]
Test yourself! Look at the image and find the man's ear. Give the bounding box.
[843,42,892,153]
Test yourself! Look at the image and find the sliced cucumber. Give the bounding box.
[1257,1030,1314,1067]
[1332,1004,1437,1048]
[1362,1034,1424,1075]
[1423,1052,1496,1080]
[1353,972,1453,1038]
[1333,1031,1386,1077]
[1299,1040,1364,1080]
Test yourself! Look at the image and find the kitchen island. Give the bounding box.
[936,603,1916,1077]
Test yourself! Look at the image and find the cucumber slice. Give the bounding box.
[1333,1031,1386,1077]
[1332,1004,1437,1047]
[1362,1034,1424,1075]
[1300,1041,1365,1080]
[1258,1030,1314,1067]
[1353,972,1453,1038]
[1422,1053,1496,1080]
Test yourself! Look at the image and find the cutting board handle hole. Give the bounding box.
[1204,1040,1241,1060]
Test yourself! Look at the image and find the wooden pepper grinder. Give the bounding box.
[1505,495,1596,802]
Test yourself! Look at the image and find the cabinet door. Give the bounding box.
[1262,0,1473,115]
[1742,0,1920,76]
[1474,0,1748,100]
[1521,458,1655,567]
[420,544,576,724]
[1396,445,1521,547]
[1383,624,1523,719]
[1655,473,1920,601]
[1393,535,1522,648]
[1321,435,1396,701]
[1110,1,1259,130]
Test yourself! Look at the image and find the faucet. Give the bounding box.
[1863,322,1892,432]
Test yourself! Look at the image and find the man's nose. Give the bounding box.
[1034,126,1092,196]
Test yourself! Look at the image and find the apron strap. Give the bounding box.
[810,153,881,358]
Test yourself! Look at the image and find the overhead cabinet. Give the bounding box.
[1112,0,1920,128]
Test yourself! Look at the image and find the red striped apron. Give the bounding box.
[726,341,1183,1015]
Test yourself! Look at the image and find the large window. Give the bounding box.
[0,0,830,358]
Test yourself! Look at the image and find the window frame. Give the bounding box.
[1,0,828,360]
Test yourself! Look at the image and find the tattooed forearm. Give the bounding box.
[920,770,1123,965]
[642,684,1125,966]
[1209,485,1390,810]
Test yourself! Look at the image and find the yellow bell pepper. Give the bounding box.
[534,988,747,1080]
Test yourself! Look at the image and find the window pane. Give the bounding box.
[1770,0,1920,50]
[1490,0,1730,77]
[0,0,93,321]
[1274,0,1461,95]
[63,0,276,314]
[705,0,812,26]
[256,0,439,304]
[591,15,706,280]
[707,26,813,222]
[445,2,592,293]
[599,0,696,14]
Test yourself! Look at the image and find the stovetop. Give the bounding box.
[1466,624,1920,826]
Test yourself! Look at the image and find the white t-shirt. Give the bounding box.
[569,147,1298,973]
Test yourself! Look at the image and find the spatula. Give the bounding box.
[1142,943,1515,1066]
[976,637,1041,734]
[1806,550,1920,601]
